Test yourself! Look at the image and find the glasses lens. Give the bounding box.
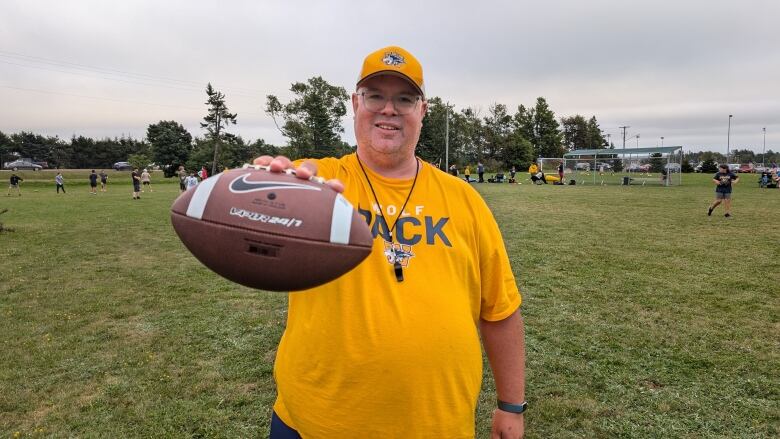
[361,92,420,115]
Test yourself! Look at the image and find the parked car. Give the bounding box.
[113,161,133,171]
[627,163,651,172]
[33,161,49,169]
[4,160,42,171]
[728,164,740,172]
[737,164,754,173]
[595,162,612,171]
[574,163,590,171]
[664,163,681,172]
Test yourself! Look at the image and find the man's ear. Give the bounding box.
[352,93,359,115]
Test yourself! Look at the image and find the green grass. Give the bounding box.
[1,172,777,438]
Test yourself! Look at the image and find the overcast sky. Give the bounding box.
[1,0,778,154]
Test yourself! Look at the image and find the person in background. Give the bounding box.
[88,170,98,195]
[131,168,142,199]
[185,172,199,190]
[141,169,152,192]
[477,162,485,183]
[708,164,739,218]
[7,173,23,196]
[55,172,66,194]
[99,170,108,192]
[464,165,471,182]
[178,166,188,192]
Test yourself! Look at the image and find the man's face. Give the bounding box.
[352,75,427,161]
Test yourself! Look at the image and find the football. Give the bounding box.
[171,165,373,291]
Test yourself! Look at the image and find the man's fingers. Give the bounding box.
[253,155,273,166]
[325,179,344,193]
[268,156,294,172]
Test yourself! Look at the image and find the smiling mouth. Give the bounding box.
[375,123,400,131]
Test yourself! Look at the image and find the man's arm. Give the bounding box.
[481,309,525,439]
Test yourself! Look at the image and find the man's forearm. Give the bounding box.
[480,309,526,402]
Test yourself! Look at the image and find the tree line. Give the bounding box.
[2,77,776,176]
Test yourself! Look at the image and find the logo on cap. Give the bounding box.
[382,52,405,67]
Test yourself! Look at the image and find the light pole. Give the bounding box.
[661,136,664,148]
[762,127,766,168]
[445,105,449,171]
[636,134,640,148]
[727,115,733,166]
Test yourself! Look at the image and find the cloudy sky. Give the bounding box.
[1,0,778,154]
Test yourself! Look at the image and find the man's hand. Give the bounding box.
[491,409,524,439]
[252,155,344,193]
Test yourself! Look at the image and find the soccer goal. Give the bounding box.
[562,146,683,186]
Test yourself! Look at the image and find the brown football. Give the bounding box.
[171,166,373,291]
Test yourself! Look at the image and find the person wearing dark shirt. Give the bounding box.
[708,164,739,218]
[7,174,23,196]
[131,169,141,199]
[88,170,98,195]
[557,161,564,181]
[99,170,108,192]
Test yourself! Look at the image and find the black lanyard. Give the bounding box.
[356,153,420,282]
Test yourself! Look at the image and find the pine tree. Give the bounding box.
[201,83,237,175]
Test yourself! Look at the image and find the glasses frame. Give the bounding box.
[357,91,423,116]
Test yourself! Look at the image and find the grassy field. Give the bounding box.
[1,170,778,438]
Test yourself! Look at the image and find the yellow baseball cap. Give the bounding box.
[357,46,425,98]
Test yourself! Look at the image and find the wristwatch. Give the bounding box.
[497,399,528,414]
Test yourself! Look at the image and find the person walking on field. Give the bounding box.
[708,164,740,218]
[477,162,485,183]
[141,169,152,192]
[131,168,142,199]
[254,45,526,439]
[88,170,98,195]
[464,165,471,182]
[178,166,188,192]
[55,172,66,194]
[99,170,108,192]
[7,173,23,196]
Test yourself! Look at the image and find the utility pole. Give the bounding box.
[726,115,733,166]
[445,103,450,171]
[762,127,766,168]
[661,136,664,148]
[620,126,630,150]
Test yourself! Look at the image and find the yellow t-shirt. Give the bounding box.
[274,153,521,438]
[528,164,538,175]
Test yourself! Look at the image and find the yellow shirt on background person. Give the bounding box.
[274,153,521,438]
[528,163,538,175]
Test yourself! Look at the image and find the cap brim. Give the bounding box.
[357,70,425,98]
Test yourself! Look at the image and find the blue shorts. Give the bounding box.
[269,411,302,439]
[715,191,731,199]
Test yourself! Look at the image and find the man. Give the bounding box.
[557,161,564,181]
[7,173,22,196]
[478,161,485,183]
[255,46,525,439]
[88,170,98,195]
[55,172,65,194]
[99,170,108,192]
[131,168,141,199]
[708,163,739,217]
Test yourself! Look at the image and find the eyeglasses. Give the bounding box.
[358,91,422,115]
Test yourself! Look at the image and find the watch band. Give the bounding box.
[497,399,528,414]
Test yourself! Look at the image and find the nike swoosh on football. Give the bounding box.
[229,173,322,193]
